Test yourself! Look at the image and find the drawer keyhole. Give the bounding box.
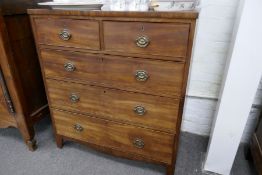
[141,25,145,31]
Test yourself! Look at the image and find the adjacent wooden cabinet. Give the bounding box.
[0,1,48,150]
[250,111,262,174]
[29,9,198,174]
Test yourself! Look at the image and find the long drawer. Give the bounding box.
[41,49,185,98]
[33,18,100,50]
[103,21,190,59]
[46,79,180,133]
[52,109,174,164]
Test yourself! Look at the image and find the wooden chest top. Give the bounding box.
[28,9,198,19]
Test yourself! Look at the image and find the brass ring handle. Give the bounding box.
[64,62,76,72]
[135,70,149,82]
[136,36,150,48]
[134,106,146,116]
[74,124,83,132]
[133,138,145,149]
[70,93,80,103]
[59,29,71,41]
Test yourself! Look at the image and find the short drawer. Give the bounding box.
[33,18,100,50]
[103,21,190,59]
[52,109,174,164]
[46,79,180,133]
[41,49,185,98]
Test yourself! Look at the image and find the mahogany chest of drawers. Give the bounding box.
[28,9,198,175]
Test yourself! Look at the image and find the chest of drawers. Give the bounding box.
[28,9,198,175]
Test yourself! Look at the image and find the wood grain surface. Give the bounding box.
[103,21,190,58]
[34,18,100,50]
[40,49,185,98]
[52,109,174,164]
[46,79,180,133]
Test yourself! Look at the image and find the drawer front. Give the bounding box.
[41,50,185,98]
[52,109,174,164]
[33,18,100,50]
[46,79,179,133]
[103,21,190,59]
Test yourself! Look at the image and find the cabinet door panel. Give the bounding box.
[0,69,16,128]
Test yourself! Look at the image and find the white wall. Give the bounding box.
[181,0,262,142]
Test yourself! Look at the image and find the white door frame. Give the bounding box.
[203,0,262,174]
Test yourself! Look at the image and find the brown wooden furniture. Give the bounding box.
[250,110,262,174]
[0,1,48,151]
[29,9,198,174]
